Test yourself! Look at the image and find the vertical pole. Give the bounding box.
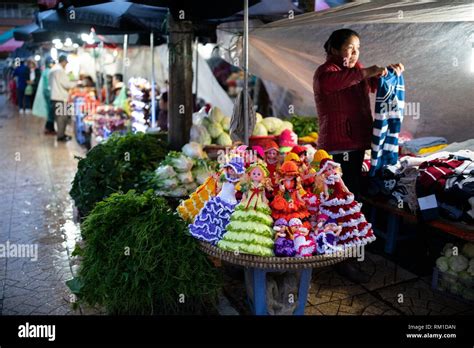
[243,0,249,145]
[295,269,312,315]
[194,38,199,100]
[122,34,128,81]
[150,31,156,128]
[168,14,193,150]
[93,46,101,103]
[99,41,109,105]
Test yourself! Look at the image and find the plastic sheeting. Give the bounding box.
[75,44,234,116]
[217,0,474,142]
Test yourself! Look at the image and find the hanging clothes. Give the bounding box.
[369,68,405,176]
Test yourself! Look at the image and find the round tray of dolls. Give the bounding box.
[198,242,349,270]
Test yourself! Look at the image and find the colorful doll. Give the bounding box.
[273,218,296,257]
[263,140,280,186]
[291,145,317,191]
[189,157,245,244]
[279,129,298,156]
[312,217,343,255]
[290,218,316,257]
[178,175,218,223]
[317,158,376,248]
[270,161,310,227]
[218,161,275,256]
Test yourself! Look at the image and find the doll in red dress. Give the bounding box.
[270,161,311,229]
[317,158,376,248]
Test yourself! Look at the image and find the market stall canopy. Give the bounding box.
[13,23,40,41]
[130,0,260,20]
[13,22,68,43]
[38,9,150,35]
[65,2,168,33]
[0,29,15,44]
[218,0,474,142]
[0,38,24,53]
[216,0,303,22]
[48,0,260,21]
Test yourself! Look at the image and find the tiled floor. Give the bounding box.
[0,96,90,315]
[224,249,474,315]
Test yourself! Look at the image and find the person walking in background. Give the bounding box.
[13,59,28,114]
[25,59,41,114]
[33,57,56,134]
[49,55,77,142]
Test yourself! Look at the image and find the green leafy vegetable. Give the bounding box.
[288,115,318,137]
[70,132,168,217]
[72,190,221,314]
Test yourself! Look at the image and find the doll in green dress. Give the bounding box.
[218,161,275,256]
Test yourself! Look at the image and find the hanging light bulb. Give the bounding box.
[64,38,73,47]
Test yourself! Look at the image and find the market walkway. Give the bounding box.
[0,95,86,315]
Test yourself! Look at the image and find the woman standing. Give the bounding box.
[313,29,404,198]
[25,59,41,114]
[313,29,404,283]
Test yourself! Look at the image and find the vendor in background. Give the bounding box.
[313,28,404,198]
[313,28,404,284]
[82,75,95,88]
[111,73,123,101]
[157,91,168,131]
[49,55,77,142]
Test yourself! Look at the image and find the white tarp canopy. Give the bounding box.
[217,0,474,142]
[74,44,234,116]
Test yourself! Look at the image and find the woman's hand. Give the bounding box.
[362,65,387,79]
[388,63,405,76]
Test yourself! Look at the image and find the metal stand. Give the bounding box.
[244,267,313,315]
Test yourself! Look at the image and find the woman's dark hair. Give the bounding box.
[113,73,123,82]
[324,29,360,55]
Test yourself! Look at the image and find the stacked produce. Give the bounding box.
[70,132,168,217]
[68,190,221,314]
[128,77,151,133]
[87,105,129,142]
[191,106,233,146]
[435,242,474,301]
[148,142,217,198]
[252,114,294,137]
[288,115,319,141]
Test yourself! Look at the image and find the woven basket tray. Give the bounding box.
[199,242,348,270]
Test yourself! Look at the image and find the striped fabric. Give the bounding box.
[369,68,405,176]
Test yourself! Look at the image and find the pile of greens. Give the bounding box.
[70,132,168,217]
[287,115,319,137]
[69,190,221,314]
